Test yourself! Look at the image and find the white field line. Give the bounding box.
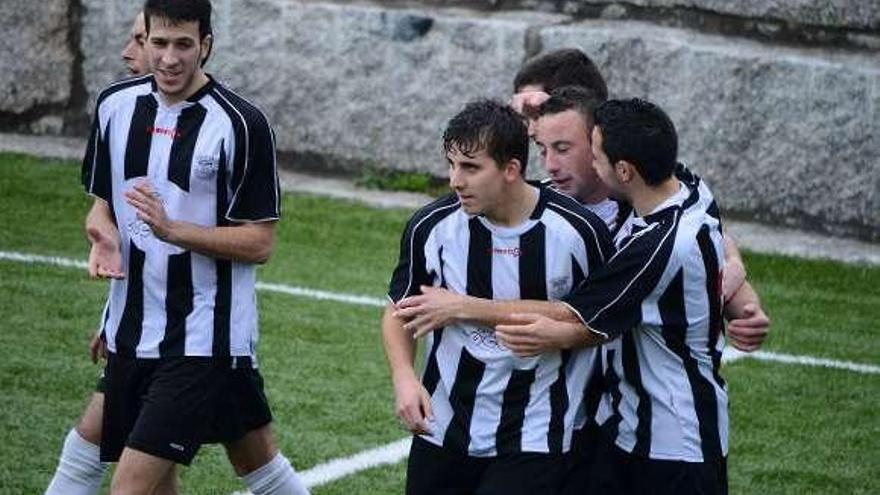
[4,250,879,490]
[0,250,385,308]
[724,347,880,374]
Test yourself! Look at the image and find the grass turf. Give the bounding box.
[0,153,877,493]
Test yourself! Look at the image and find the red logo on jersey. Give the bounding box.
[146,126,181,139]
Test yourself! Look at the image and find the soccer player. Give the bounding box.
[511,50,769,350]
[383,100,614,494]
[79,1,308,493]
[45,11,150,495]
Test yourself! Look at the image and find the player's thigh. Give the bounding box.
[76,392,105,445]
[111,447,176,495]
[477,452,567,495]
[406,436,485,495]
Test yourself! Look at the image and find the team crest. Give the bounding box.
[195,155,219,178]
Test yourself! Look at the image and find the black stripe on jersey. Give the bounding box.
[422,329,444,396]
[659,269,723,462]
[602,348,623,440]
[124,95,157,180]
[213,146,232,356]
[547,350,572,453]
[621,331,652,457]
[496,368,537,455]
[115,241,146,357]
[611,201,633,238]
[570,254,586,292]
[444,348,486,455]
[159,251,194,356]
[83,117,114,202]
[697,226,726,389]
[466,218,493,299]
[519,224,547,300]
[388,195,459,302]
[211,84,280,221]
[168,103,208,192]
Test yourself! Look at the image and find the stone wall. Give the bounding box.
[1,0,877,240]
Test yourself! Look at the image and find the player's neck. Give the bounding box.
[632,177,680,217]
[486,181,538,227]
[159,71,210,106]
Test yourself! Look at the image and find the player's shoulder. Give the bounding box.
[95,74,153,109]
[207,78,272,129]
[407,193,460,225]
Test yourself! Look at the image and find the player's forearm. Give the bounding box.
[382,305,419,382]
[724,280,759,320]
[85,199,117,238]
[722,235,746,300]
[460,298,578,327]
[164,221,275,264]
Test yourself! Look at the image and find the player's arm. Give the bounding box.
[123,181,275,264]
[724,281,769,352]
[396,286,579,336]
[382,303,433,434]
[722,235,746,301]
[394,286,595,356]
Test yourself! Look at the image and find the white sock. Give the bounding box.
[45,428,108,495]
[241,453,310,495]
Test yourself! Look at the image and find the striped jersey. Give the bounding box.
[563,167,728,462]
[388,186,613,456]
[82,75,280,358]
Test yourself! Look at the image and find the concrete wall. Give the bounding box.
[1,0,878,241]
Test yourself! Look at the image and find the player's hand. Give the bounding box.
[124,180,175,242]
[86,224,124,279]
[392,372,434,435]
[510,91,550,120]
[88,332,107,364]
[726,303,769,352]
[495,313,589,357]
[394,286,469,339]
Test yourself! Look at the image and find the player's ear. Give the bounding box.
[200,34,213,64]
[503,158,522,181]
[615,160,635,183]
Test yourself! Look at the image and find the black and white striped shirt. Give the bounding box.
[388,186,613,456]
[563,168,728,462]
[82,75,280,358]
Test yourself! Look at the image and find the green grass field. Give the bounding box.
[0,153,878,494]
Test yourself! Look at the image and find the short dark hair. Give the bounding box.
[443,100,529,176]
[514,48,608,101]
[537,85,606,130]
[144,0,213,41]
[593,99,678,186]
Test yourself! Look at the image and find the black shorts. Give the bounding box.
[588,434,728,495]
[100,353,272,465]
[405,436,567,495]
[559,422,604,495]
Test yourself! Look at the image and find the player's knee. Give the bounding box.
[76,394,105,445]
[224,424,278,476]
